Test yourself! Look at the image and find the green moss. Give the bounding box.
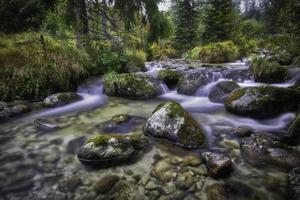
[250,57,288,83]
[158,70,182,81]
[87,135,110,146]
[111,114,131,124]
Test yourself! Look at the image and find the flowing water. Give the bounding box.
[0,59,299,200]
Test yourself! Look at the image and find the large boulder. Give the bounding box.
[208,81,240,103]
[177,73,209,95]
[43,92,82,108]
[143,101,205,148]
[104,73,163,99]
[240,135,300,169]
[225,86,300,118]
[77,134,149,165]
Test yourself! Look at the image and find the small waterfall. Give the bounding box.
[159,83,170,94]
[196,79,225,97]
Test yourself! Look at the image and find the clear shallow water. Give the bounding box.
[0,60,298,200]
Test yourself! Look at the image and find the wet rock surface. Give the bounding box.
[43,92,83,108]
[225,86,300,118]
[208,81,240,103]
[177,73,209,95]
[288,167,300,200]
[144,101,206,148]
[201,152,232,176]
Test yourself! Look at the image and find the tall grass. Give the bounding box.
[125,49,146,68]
[149,40,178,60]
[250,57,288,83]
[186,41,239,63]
[0,32,89,101]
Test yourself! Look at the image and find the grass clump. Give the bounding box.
[103,71,120,95]
[0,32,89,101]
[125,49,146,68]
[186,41,239,63]
[250,57,288,83]
[148,40,178,60]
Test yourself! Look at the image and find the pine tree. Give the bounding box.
[173,0,199,52]
[203,0,237,43]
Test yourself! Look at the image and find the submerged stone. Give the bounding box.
[230,126,254,137]
[177,73,209,95]
[98,114,145,134]
[43,92,82,108]
[201,152,232,177]
[143,101,206,148]
[0,101,31,122]
[94,175,120,194]
[34,118,58,131]
[104,73,163,99]
[225,86,300,118]
[208,81,240,103]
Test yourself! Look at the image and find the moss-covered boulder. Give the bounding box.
[104,72,163,100]
[77,134,149,165]
[158,70,184,88]
[177,73,209,95]
[43,92,82,108]
[208,81,240,103]
[143,101,205,148]
[224,86,300,118]
[250,57,288,83]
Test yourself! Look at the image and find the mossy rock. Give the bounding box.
[143,101,205,148]
[224,86,300,118]
[104,73,163,100]
[43,92,82,108]
[158,70,184,88]
[177,73,209,95]
[208,81,240,103]
[77,134,149,165]
[250,57,289,83]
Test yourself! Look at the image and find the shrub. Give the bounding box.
[250,57,288,83]
[125,49,146,68]
[186,41,239,63]
[0,32,89,101]
[103,71,120,95]
[148,40,178,60]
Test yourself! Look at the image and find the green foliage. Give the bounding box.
[234,19,265,57]
[148,40,178,60]
[125,49,146,68]
[203,0,238,44]
[186,41,239,63]
[172,0,199,53]
[0,32,88,101]
[0,0,56,33]
[250,57,288,83]
[104,71,120,95]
